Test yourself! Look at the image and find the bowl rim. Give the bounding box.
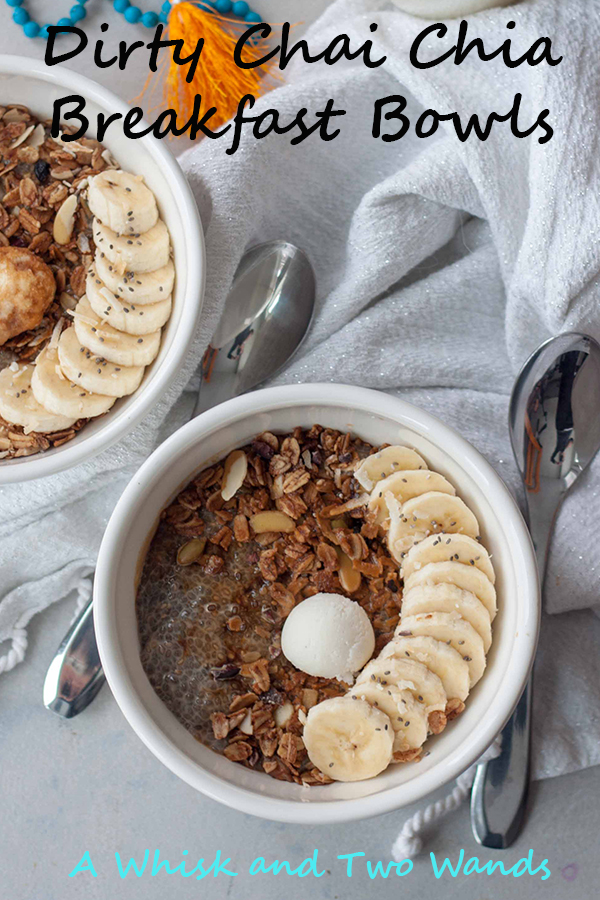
[94,384,540,824]
[0,54,205,484]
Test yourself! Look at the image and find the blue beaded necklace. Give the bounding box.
[6,0,262,40]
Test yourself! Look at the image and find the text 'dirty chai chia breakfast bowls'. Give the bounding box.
[0,55,204,483]
[94,384,540,824]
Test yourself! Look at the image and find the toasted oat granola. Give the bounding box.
[136,425,409,786]
[0,104,117,460]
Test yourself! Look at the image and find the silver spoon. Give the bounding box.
[470,332,600,848]
[43,241,316,718]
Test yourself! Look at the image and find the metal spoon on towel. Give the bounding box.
[43,241,316,717]
[470,332,600,848]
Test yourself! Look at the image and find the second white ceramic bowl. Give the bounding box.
[0,56,204,483]
[95,384,539,824]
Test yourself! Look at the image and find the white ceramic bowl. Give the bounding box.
[0,56,204,483]
[95,384,540,824]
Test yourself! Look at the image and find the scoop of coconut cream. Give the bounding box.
[281,593,375,683]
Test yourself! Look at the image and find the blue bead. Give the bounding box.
[245,11,261,23]
[124,6,141,22]
[161,0,171,10]
[39,24,50,37]
[113,0,130,11]
[57,17,72,26]
[24,20,40,37]
[215,0,232,13]
[141,11,158,27]
[12,7,29,23]
[70,5,86,21]
[232,1,249,15]
[158,12,168,23]
[5,0,24,8]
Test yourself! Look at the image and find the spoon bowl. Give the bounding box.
[195,241,316,414]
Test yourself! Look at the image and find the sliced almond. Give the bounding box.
[27,123,46,148]
[221,449,247,501]
[274,702,294,728]
[238,711,253,735]
[250,510,295,534]
[337,548,362,593]
[302,688,319,709]
[9,123,35,150]
[177,537,207,566]
[53,194,78,245]
[59,291,78,312]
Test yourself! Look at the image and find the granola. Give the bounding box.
[0,104,116,459]
[136,426,404,786]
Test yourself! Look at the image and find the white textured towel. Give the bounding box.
[2,0,600,789]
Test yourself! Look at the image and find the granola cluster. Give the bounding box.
[0,104,116,459]
[137,426,407,786]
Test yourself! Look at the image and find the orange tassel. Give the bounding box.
[139,1,278,136]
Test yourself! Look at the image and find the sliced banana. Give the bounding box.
[303,696,394,782]
[74,297,161,367]
[0,363,77,434]
[354,446,428,491]
[31,344,115,419]
[58,326,144,399]
[95,253,175,305]
[381,635,470,702]
[387,491,480,562]
[87,170,158,236]
[369,470,455,526]
[401,584,492,651]
[93,218,170,274]
[405,560,497,621]
[356,656,447,715]
[397,612,486,686]
[86,265,172,335]
[349,682,428,754]
[402,532,495,584]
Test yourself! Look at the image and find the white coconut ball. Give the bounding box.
[281,593,375,683]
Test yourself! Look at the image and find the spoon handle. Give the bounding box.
[470,493,553,847]
[470,677,532,848]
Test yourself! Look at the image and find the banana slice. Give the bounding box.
[356,656,447,714]
[87,170,158,236]
[32,344,115,419]
[354,446,428,491]
[349,682,428,755]
[401,584,492,651]
[0,363,77,433]
[387,491,480,562]
[93,218,170,274]
[402,533,495,584]
[381,635,470,702]
[369,471,455,526]
[86,265,172,335]
[74,297,161,367]
[95,253,175,305]
[397,612,486,686]
[58,326,144,399]
[405,560,497,621]
[303,696,394,782]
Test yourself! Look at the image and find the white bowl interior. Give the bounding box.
[0,59,204,481]
[95,386,539,823]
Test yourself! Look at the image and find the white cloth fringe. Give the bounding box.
[392,736,503,861]
[0,574,93,676]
